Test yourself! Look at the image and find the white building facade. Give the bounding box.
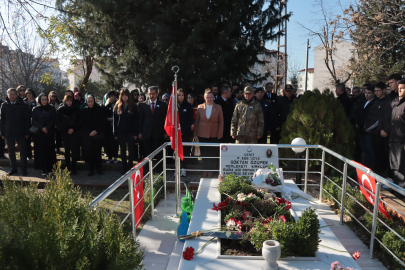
[313,40,355,92]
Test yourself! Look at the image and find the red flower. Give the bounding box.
[352,251,361,260]
[183,246,194,260]
[235,220,242,230]
[275,197,286,205]
[241,202,249,209]
[278,215,287,223]
[284,201,292,210]
[242,211,252,221]
[262,217,273,224]
[212,203,218,211]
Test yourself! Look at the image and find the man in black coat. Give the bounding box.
[336,83,351,119]
[389,79,405,189]
[215,86,234,143]
[0,88,30,175]
[255,87,275,144]
[355,85,376,169]
[138,86,167,171]
[364,83,391,176]
[388,73,401,103]
[349,87,363,163]
[263,82,278,105]
[274,84,295,143]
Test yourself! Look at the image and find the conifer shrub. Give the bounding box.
[280,89,355,168]
[0,164,144,270]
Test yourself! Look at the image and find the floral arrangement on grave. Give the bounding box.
[215,173,321,257]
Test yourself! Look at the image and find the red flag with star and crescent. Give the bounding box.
[132,165,144,228]
[164,86,184,160]
[353,161,392,220]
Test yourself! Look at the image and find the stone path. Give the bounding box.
[137,193,183,270]
[312,202,387,270]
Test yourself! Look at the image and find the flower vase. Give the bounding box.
[262,240,281,270]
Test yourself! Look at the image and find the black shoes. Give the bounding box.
[22,170,28,176]
[7,170,18,175]
[88,170,94,176]
[96,169,103,175]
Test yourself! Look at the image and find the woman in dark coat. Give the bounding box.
[32,93,57,175]
[113,89,139,174]
[24,88,37,161]
[48,91,62,154]
[81,94,104,176]
[177,88,194,176]
[104,90,119,163]
[56,95,81,175]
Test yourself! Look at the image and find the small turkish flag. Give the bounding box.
[164,86,184,160]
[132,164,144,228]
[353,161,392,220]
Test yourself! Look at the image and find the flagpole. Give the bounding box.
[172,66,180,216]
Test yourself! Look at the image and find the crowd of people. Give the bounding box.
[1,76,405,193]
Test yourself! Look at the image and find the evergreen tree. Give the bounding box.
[54,0,290,92]
[280,90,355,167]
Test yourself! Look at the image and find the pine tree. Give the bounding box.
[54,0,290,91]
[280,90,355,167]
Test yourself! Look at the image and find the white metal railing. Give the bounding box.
[89,142,405,267]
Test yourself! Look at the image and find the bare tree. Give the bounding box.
[287,54,303,91]
[257,50,286,89]
[0,26,51,96]
[298,0,353,86]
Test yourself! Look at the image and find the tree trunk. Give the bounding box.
[79,56,93,95]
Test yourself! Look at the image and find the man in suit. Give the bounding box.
[264,82,278,105]
[336,83,351,119]
[138,86,168,171]
[211,85,219,101]
[233,88,243,107]
[215,86,234,143]
[1,88,30,175]
[255,87,275,144]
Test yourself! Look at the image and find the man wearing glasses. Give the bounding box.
[16,85,26,101]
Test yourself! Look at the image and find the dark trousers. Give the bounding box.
[270,129,280,144]
[55,129,62,151]
[6,138,27,171]
[143,136,164,172]
[0,136,5,156]
[353,129,362,163]
[87,140,102,171]
[359,133,375,169]
[220,135,234,144]
[389,142,405,188]
[34,132,57,173]
[118,133,135,171]
[105,129,118,159]
[198,137,219,170]
[180,135,192,169]
[61,132,80,170]
[25,134,33,159]
[258,135,268,144]
[372,134,389,174]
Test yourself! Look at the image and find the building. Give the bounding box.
[298,68,314,92]
[313,40,355,93]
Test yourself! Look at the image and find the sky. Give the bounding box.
[266,0,352,71]
[1,0,353,72]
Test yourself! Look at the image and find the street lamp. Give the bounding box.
[291,138,306,188]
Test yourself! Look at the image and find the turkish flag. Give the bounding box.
[353,161,392,220]
[132,165,144,228]
[164,86,184,160]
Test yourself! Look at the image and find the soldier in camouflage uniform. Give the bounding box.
[231,86,264,144]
